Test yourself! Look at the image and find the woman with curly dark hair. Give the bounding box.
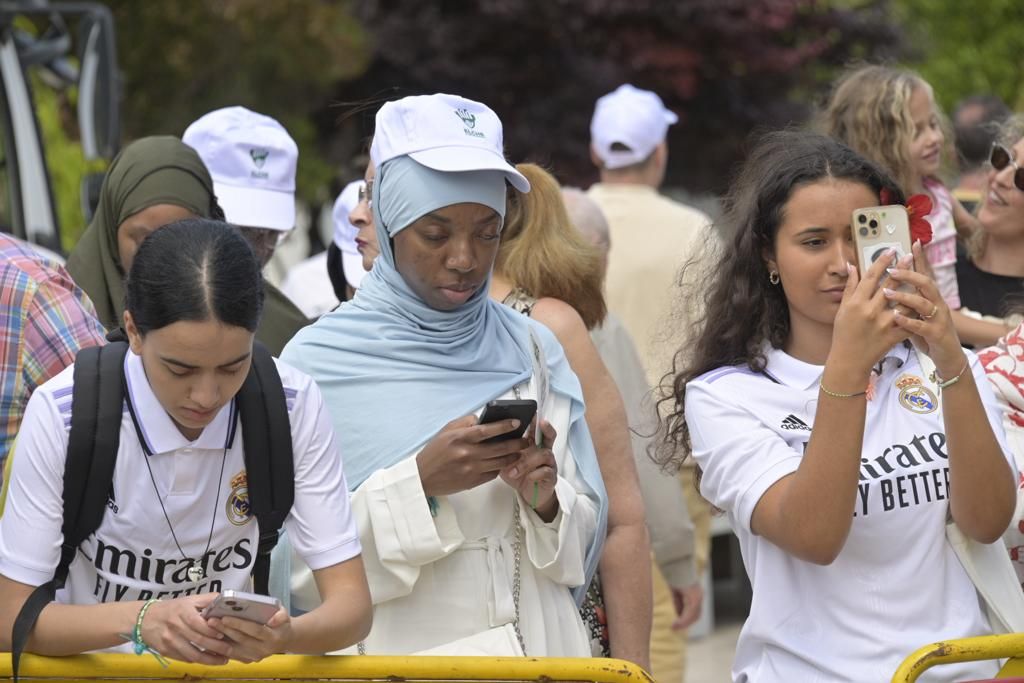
[662,130,1016,682]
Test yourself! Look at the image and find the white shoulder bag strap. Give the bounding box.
[915,348,1024,633]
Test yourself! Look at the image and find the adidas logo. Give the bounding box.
[780,414,811,431]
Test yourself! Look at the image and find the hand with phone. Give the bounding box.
[500,419,560,522]
[202,591,291,664]
[134,594,233,665]
[830,247,911,381]
[884,241,966,375]
[416,407,533,498]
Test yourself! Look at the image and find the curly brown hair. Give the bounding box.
[655,130,903,470]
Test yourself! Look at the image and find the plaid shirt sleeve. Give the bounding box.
[0,261,106,471]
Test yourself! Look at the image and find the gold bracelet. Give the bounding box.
[931,357,970,390]
[819,384,867,399]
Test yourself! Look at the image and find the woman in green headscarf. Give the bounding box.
[67,136,221,330]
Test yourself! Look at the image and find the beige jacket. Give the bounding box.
[588,183,711,391]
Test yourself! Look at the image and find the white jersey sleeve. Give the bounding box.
[0,367,73,586]
[685,370,803,533]
[276,360,361,571]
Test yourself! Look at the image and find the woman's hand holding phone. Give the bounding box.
[417,415,530,497]
[137,594,232,665]
[204,605,291,664]
[829,248,911,385]
[500,419,560,522]
[885,241,966,376]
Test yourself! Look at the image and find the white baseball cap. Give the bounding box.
[332,180,368,290]
[369,93,529,192]
[183,106,298,231]
[590,84,678,169]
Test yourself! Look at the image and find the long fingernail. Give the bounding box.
[509,467,519,478]
[883,287,895,296]
[886,268,901,277]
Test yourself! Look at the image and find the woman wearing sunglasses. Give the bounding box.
[977,115,1024,592]
[956,116,1024,325]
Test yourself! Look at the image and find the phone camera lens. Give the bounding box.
[232,605,244,612]
[225,600,236,607]
[857,214,867,224]
[859,227,869,237]
[869,219,878,229]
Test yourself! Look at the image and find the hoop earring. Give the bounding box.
[769,270,780,285]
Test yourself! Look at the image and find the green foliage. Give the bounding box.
[28,75,105,252]
[895,0,1024,111]
[104,0,372,203]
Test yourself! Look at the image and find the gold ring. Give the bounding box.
[921,304,938,321]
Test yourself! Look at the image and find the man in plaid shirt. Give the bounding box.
[0,234,106,484]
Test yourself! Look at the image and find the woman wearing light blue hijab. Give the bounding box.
[280,94,607,657]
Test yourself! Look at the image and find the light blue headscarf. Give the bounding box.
[280,155,608,602]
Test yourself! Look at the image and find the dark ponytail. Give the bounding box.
[125,219,264,334]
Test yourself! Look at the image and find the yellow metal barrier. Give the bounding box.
[0,653,653,683]
[891,633,1024,682]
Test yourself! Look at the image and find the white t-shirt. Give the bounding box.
[281,253,340,319]
[0,351,360,650]
[686,344,1014,683]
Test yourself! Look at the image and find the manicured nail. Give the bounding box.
[509,467,519,478]
[886,268,901,277]
[883,287,895,296]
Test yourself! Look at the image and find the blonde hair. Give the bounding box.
[497,163,607,330]
[971,113,1024,260]
[822,64,947,194]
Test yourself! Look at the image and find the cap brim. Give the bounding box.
[409,147,530,193]
[342,248,367,290]
[214,182,296,231]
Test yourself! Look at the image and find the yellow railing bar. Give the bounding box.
[891,632,1024,682]
[0,653,654,683]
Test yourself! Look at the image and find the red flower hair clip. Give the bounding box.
[879,188,933,245]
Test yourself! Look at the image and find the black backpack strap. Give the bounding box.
[11,342,127,681]
[235,342,293,595]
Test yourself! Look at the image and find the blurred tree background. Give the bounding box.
[25,0,1024,249]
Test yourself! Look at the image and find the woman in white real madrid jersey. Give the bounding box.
[0,220,371,664]
[661,131,1016,682]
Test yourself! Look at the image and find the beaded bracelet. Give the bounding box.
[120,599,169,667]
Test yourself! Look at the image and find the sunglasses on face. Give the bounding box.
[990,144,1024,191]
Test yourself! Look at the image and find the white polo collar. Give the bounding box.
[764,342,913,391]
[123,351,237,456]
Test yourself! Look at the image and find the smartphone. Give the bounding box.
[478,399,537,444]
[201,590,281,624]
[852,204,915,297]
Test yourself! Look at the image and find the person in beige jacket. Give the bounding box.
[586,85,712,683]
[566,186,702,683]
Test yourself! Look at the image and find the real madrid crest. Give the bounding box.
[226,470,252,526]
[895,374,938,415]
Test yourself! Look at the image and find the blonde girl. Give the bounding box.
[823,64,1006,347]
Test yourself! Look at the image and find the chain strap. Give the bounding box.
[511,495,526,656]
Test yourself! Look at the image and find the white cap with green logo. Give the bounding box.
[369,93,529,193]
[183,106,298,231]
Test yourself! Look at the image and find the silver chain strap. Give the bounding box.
[510,495,526,656]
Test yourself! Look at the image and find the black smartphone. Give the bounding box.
[478,399,537,444]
